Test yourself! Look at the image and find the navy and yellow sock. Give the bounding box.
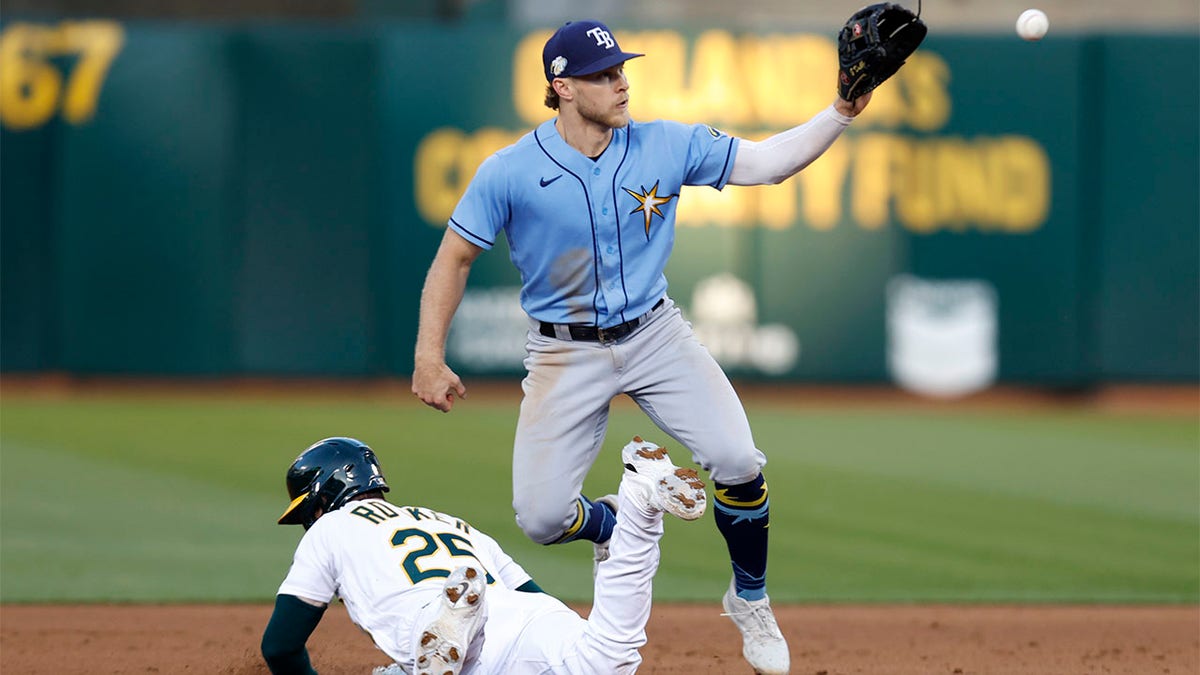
[553,495,617,544]
[713,473,770,601]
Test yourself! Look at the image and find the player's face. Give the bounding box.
[571,65,630,128]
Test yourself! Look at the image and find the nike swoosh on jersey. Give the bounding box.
[539,175,563,187]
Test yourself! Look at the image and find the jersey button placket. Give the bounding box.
[595,206,621,320]
[592,165,622,323]
[600,240,621,310]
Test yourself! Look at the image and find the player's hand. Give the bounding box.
[834,90,872,117]
[412,361,467,413]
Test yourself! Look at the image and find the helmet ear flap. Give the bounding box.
[316,469,352,512]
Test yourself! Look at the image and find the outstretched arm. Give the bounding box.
[412,228,484,412]
[728,92,870,186]
[261,594,327,674]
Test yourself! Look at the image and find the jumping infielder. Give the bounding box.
[261,435,708,675]
[413,19,874,674]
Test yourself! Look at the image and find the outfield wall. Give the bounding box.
[1,20,1196,386]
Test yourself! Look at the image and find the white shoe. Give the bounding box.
[620,436,706,520]
[371,665,404,675]
[592,494,619,579]
[721,578,790,675]
[414,565,487,675]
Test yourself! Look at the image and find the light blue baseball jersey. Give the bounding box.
[449,118,739,328]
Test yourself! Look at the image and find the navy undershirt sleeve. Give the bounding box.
[261,594,326,674]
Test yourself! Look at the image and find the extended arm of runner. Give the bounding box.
[261,594,327,675]
[727,104,856,186]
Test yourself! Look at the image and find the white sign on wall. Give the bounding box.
[886,275,998,398]
[688,274,800,375]
[447,287,528,370]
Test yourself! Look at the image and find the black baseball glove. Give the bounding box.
[837,3,928,101]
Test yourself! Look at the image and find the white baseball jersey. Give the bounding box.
[278,486,666,675]
[277,499,535,666]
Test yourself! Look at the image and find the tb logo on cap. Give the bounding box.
[586,27,615,49]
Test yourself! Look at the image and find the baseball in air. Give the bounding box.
[1016,9,1049,41]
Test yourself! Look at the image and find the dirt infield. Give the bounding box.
[2,603,1197,674]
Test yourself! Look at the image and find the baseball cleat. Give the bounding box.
[414,565,487,675]
[620,436,706,520]
[721,578,790,675]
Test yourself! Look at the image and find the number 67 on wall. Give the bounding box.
[0,21,124,131]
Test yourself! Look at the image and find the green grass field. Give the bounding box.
[1,389,1196,604]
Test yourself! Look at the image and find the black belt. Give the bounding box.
[539,299,664,343]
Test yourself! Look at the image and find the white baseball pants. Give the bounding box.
[441,477,665,674]
[511,298,766,543]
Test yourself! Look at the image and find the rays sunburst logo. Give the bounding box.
[623,181,678,239]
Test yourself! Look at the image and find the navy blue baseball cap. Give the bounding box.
[543,20,643,82]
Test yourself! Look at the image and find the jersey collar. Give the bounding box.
[537,118,629,175]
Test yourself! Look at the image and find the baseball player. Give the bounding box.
[261,435,707,675]
[412,19,875,675]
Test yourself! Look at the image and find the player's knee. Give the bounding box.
[707,451,766,486]
[513,500,575,545]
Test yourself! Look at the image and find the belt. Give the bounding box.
[539,299,665,343]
